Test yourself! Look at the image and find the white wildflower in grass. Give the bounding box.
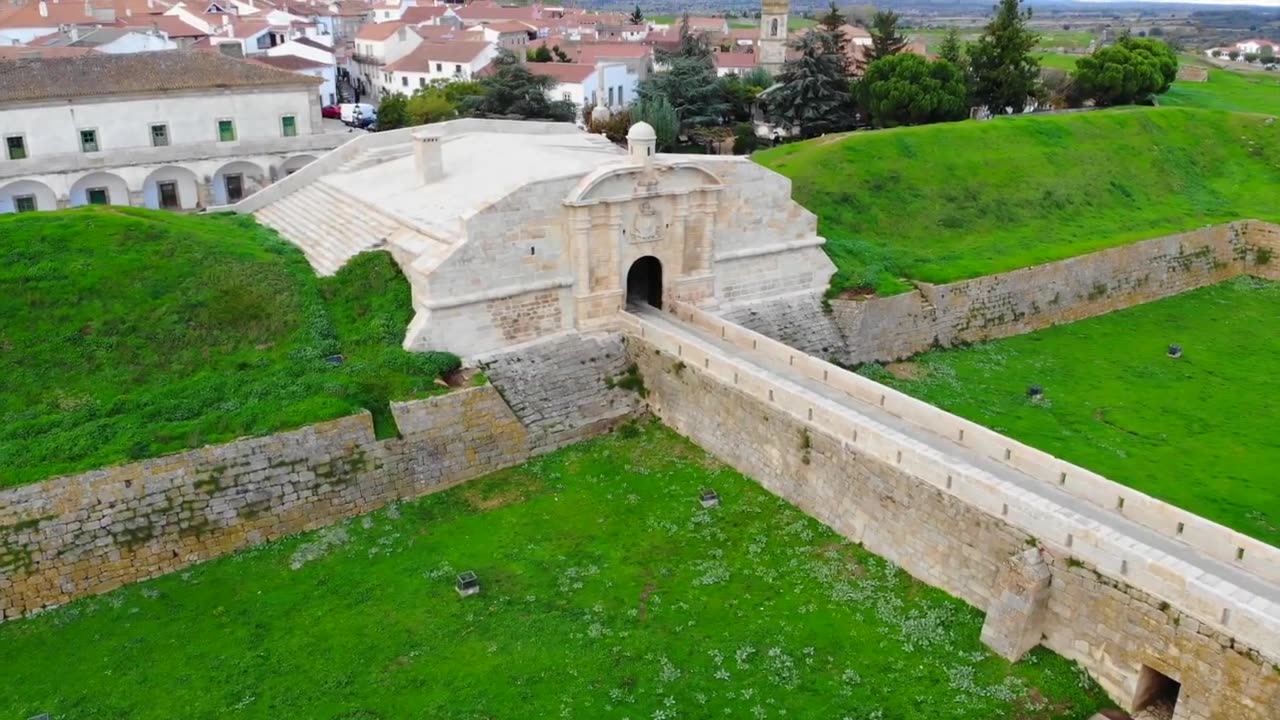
[658,656,681,683]
[714,668,731,681]
[140,587,160,599]
[751,705,767,719]
[735,645,756,668]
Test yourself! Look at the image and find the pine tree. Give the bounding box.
[859,10,907,70]
[767,30,851,137]
[640,15,728,131]
[970,0,1041,114]
[470,50,576,121]
[631,96,678,150]
[938,28,966,66]
[818,1,851,73]
[818,1,845,30]
[629,4,643,25]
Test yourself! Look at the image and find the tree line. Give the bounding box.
[376,0,1180,143]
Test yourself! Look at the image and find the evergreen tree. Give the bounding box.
[767,30,851,137]
[970,0,1041,114]
[938,28,966,66]
[819,1,846,30]
[640,15,728,131]
[629,4,643,25]
[1073,36,1177,106]
[631,96,679,150]
[469,50,576,121]
[859,10,907,70]
[861,53,969,127]
[529,43,553,62]
[552,45,571,62]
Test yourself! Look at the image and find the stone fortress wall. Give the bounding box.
[727,221,1280,365]
[625,307,1280,720]
[0,339,640,620]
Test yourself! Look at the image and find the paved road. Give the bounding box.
[633,307,1280,605]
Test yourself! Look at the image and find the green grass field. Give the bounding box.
[860,278,1280,546]
[0,422,1108,719]
[755,107,1280,295]
[1036,52,1081,70]
[0,208,457,487]
[1161,67,1280,116]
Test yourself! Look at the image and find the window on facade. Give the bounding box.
[770,18,778,37]
[608,87,614,106]
[401,76,408,86]
[79,129,99,153]
[454,64,461,74]
[4,135,25,160]
[435,62,442,72]
[281,115,298,137]
[617,85,624,104]
[419,77,426,88]
[150,124,169,147]
[217,119,236,142]
[14,194,36,212]
[87,187,109,205]
[562,91,571,101]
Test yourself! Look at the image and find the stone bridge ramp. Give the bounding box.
[621,305,1280,660]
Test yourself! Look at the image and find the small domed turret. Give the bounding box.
[627,121,656,167]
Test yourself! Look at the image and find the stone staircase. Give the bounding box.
[334,145,414,174]
[255,181,404,276]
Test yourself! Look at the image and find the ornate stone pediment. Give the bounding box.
[630,200,663,243]
[564,160,723,207]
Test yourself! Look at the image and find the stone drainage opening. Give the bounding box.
[626,256,663,310]
[1132,665,1181,720]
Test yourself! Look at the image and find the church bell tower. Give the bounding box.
[758,0,789,75]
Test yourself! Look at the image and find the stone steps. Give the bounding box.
[334,145,413,174]
[254,182,403,276]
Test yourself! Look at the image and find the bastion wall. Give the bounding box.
[727,221,1280,365]
[0,337,640,620]
[626,316,1280,720]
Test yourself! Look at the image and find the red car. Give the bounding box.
[321,105,341,119]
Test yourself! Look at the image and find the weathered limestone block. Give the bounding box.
[979,547,1052,661]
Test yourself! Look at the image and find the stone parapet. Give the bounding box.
[829,221,1280,364]
[0,386,531,621]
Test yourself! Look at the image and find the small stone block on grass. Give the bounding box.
[699,489,720,508]
[455,571,479,597]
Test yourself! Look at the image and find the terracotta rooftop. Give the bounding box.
[0,44,96,58]
[714,51,757,69]
[118,14,210,37]
[525,60,593,83]
[0,50,320,103]
[253,53,327,70]
[0,0,170,28]
[399,4,446,24]
[355,20,406,41]
[384,40,490,71]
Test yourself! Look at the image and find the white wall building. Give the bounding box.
[352,21,422,100]
[526,61,634,119]
[0,51,343,213]
[383,40,495,93]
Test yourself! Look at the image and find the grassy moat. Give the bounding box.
[861,278,1280,546]
[0,423,1108,719]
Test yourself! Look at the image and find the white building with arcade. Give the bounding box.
[0,51,345,213]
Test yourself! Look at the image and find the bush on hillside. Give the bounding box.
[1073,37,1177,107]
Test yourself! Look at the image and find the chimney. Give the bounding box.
[413,131,444,183]
[70,24,79,40]
[38,0,48,17]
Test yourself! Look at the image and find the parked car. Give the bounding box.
[321,105,341,119]
[339,102,377,126]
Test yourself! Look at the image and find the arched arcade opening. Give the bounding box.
[626,256,663,310]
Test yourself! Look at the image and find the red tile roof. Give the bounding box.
[355,20,407,41]
[525,60,593,84]
[253,53,328,70]
[399,4,446,24]
[384,39,490,71]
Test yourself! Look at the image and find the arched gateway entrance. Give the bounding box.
[626,256,663,309]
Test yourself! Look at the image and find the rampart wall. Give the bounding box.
[625,309,1280,719]
[729,221,1280,365]
[0,334,640,621]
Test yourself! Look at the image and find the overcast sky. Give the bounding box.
[1075,0,1280,6]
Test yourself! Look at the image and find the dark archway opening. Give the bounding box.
[626,256,663,310]
[1133,665,1181,719]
